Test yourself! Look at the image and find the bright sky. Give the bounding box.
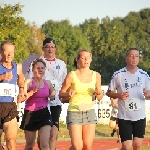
[1,0,150,26]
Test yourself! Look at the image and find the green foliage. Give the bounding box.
[1,2,150,84]
[25,22,45,55]
[41,19,91,72]
[0,3,30,62]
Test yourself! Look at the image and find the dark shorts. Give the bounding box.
[50,106,61,130]
[110,116,118,124]
[20,107,53,131]
[118,118,146,142]
[0,102,18,129]
[66,109,97,127]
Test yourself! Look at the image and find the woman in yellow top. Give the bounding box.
[59,49,103,150]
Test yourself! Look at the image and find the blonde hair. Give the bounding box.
[76,48,92,60]
[74,48,92,68]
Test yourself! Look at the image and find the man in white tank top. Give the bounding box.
[106,48,150,150]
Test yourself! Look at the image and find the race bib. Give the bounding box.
[50,80,60,91]
[0,83,16,97]
[125,98,141,111]
[78,102,94,111]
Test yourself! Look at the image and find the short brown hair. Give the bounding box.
[126,48,139,56]
[32,58,46,69]
[0,41,15,51]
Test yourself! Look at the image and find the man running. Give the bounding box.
[0,41,25,150]
[25,38,67,150]
[106,48,150,150]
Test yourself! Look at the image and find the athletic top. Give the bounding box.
[0,62,17,102]
[111,99,118,118]
[25,79,49,111]
[108,67,150,121]
[68,71,96,111]
[25,57,67,106]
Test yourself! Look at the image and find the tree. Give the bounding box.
[42,19,91,72]
[26,22,45,55]
[0,3,30,62]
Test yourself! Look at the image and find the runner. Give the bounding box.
[109,98,121,143]
[0,41,25,150]
[19,58,55,150]
[25,38,67,150]
[59,49,103,150]
[106,48,150,150]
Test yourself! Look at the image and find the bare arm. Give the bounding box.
[17,63,25,94]
[106,90,120,99]
[110,98,118,108]
[59,72,74,102]
[106,90,129,100]
[45,80,55,100]
[95,72,103,100]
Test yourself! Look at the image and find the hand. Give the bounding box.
[17,92,28,103]
[119,92,129,100]
[112,99,117,106]
[95,87,102,95]
[69,89,76,98]
[50,94,55,101]
[32,86,39,94]
[3,71,13,81]
[143,88,150,99]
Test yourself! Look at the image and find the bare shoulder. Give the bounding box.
[17,63,22,69]
[25,78,32,84]
[45,80,51,85]
[95,71,101,78]
[66,71,73,79]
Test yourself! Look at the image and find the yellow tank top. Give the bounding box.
[68,71,96,111]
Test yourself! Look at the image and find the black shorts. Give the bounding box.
[0,102,18,129]
[20,107,53,131]
[118,118,146,142]
[50,106,61,130]
[110,116,118,124]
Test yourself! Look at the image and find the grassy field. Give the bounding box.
[142,147,150,150]
[15,123,150,140]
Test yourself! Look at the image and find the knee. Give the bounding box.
[71,145,83,150]
[83,144,92,150]
[122,145,132,150]
[25,141,35,149]
[133,142,141,150]
[40,141,49,149]
[50,133,57,141]
[50,135,55,141]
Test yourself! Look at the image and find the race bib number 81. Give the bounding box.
[125,98,141,111]
[0,83,15,97]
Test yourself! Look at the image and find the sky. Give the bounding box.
[1,0,150,26]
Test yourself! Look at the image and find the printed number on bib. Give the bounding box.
[51,80,59,91]
[98,109,110,118]
[125,98,141,111]
[0,83,15,97]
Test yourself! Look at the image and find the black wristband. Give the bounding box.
[19,87,24,89]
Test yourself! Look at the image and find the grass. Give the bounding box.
[11,122,150,140]
[142,147,150,150]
